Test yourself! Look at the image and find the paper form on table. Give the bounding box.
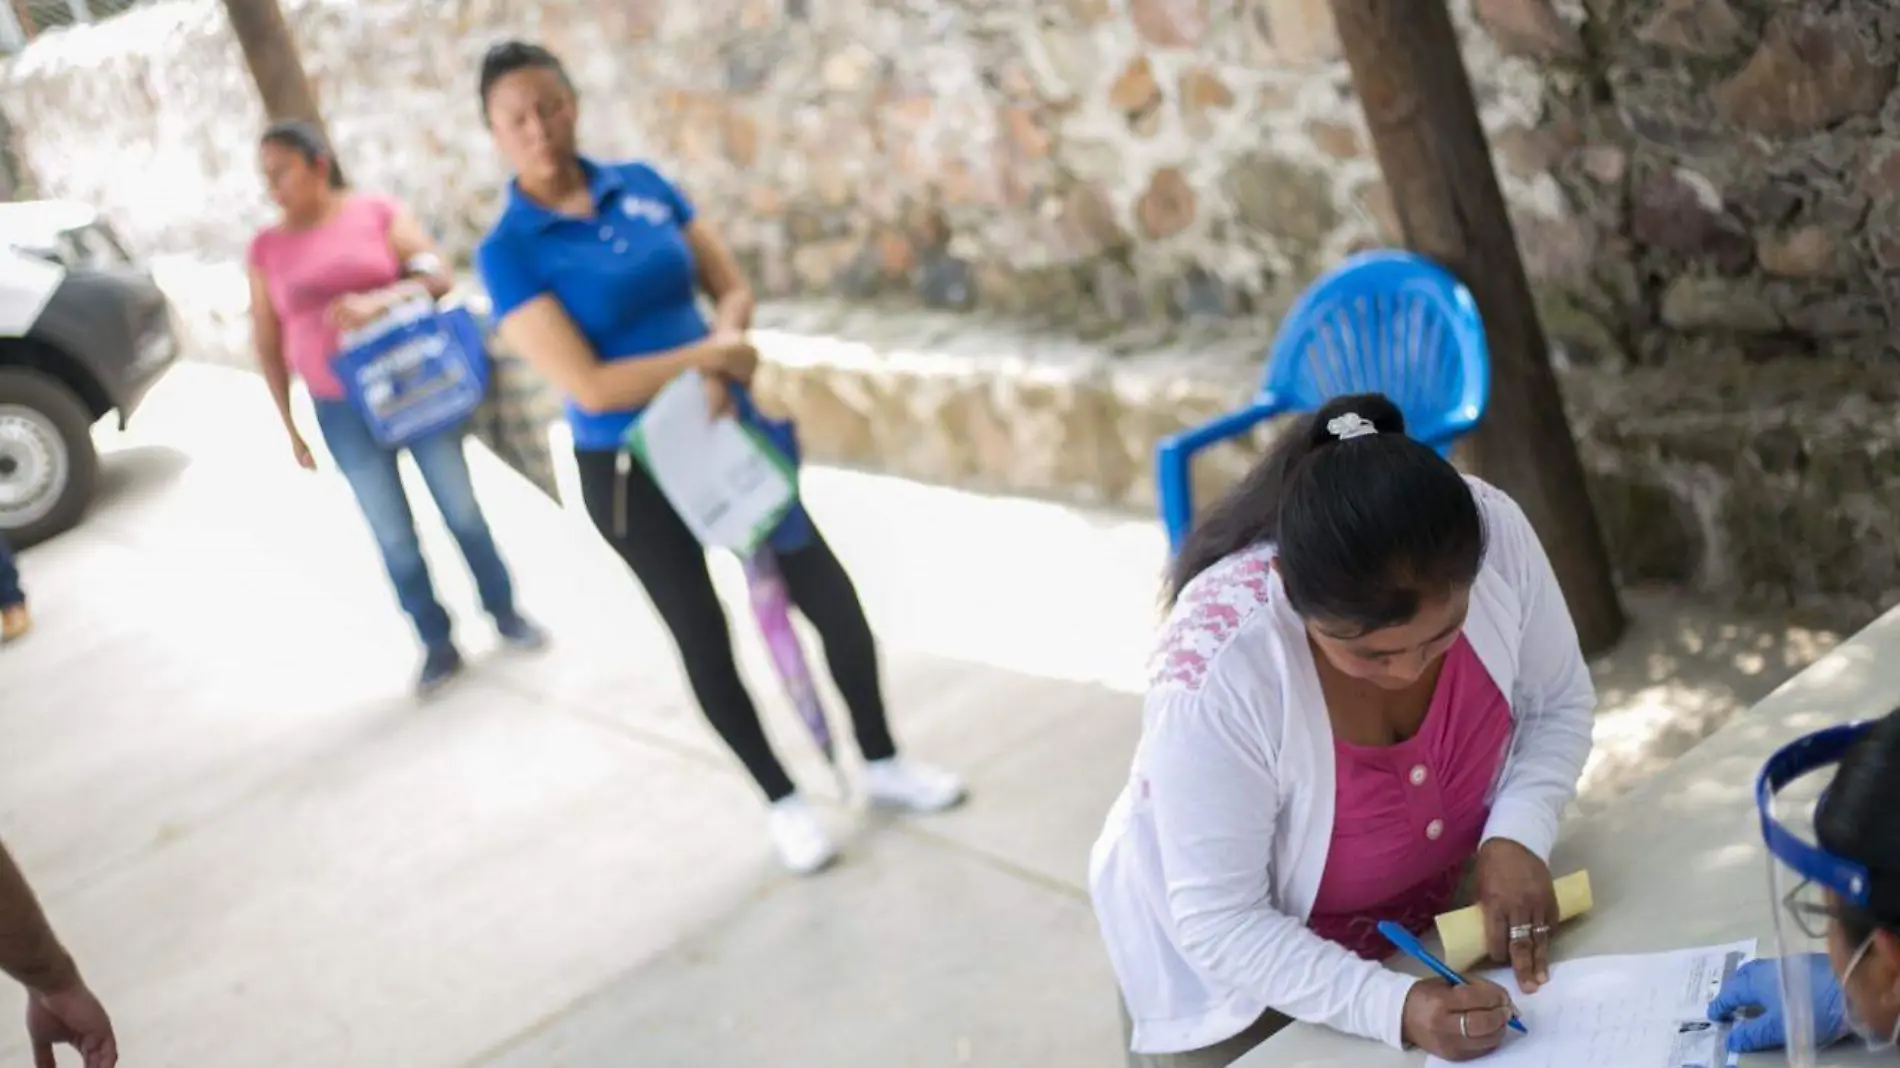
[1424,939,1755,1068]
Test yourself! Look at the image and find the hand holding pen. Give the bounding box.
[1382,920,1528,1061]
[1402,977,1520,1061]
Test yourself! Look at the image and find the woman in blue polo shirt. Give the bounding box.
[473,41,965,875]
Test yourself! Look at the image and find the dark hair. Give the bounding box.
[260,120,346,189]
[1166,392,1486,634]
[478,40,572,120]
[1815,709,1900,942]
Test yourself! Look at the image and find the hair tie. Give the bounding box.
[1326,413,1378,441]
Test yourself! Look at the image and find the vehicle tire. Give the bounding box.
[0,366,98,548]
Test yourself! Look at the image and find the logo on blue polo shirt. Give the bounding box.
[621,195,673,226]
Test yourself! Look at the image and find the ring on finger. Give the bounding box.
[1532,923,1552,936]
[1509,923,1536,942]
[1459,1012,1470,1040]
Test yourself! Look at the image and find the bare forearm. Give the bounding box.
[712,287,755,333]
[255,343,298,432]
[500,296,738,414]
[573,341,719,412]
[0,842,77,994]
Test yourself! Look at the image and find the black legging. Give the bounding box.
[575,449,897,801]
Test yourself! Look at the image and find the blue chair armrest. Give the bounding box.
[1166,402,1286,456]
[1156,399,1286,553]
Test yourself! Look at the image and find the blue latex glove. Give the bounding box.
[1707,955,1850,1053]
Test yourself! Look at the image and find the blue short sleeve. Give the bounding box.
[475,232,546,321]
[624,163,696,227]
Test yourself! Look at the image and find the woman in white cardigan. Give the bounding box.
[1091,393,1596,1067]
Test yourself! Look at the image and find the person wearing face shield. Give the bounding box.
[1706,707,1900,1063]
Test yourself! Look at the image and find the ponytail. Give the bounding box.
[1166,392,1484,635]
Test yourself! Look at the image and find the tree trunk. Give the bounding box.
[220,0,326,133]
[1329,0,1626,655]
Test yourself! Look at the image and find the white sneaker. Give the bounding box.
[862,758,968,814]
[767,795,838,876]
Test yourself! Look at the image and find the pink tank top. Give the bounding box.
[248,194,402,400]
[1308,635,1515,959]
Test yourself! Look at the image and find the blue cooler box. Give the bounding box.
[333,303,490,449]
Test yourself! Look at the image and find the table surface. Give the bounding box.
[1236,606,1900,1068]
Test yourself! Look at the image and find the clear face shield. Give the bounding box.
[1757,723,1897,1067]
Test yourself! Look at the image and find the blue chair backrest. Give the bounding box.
[1262,250,1489,448]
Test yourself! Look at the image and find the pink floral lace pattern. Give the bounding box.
[1148,547,1277,694]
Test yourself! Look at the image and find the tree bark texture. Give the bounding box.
[221,0,327,134]
[1329,0,1626,655]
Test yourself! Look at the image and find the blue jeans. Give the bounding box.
[0,534,21,609]
[313,399,517,650]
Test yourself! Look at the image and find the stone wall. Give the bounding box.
[7,0,1898,355]
[1557,0,1900,365]
[7,0,1900,624]
[0,107,29,202]
[6,0,1898,356]
[743,304,1900,629]
[148,252,1900,628]
[0,0,1558,323]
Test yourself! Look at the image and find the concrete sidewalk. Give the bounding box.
[0,364,1153,1068]
[0,365,1835,1068]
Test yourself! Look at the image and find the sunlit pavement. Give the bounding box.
[0,364,1155,1068]
[0,364,1834,1067]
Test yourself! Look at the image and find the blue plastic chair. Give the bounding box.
[1156,250,1490,553]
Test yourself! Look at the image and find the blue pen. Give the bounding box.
[1377,920,1530,1036]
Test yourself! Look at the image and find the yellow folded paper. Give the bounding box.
[1434,870,1594,973]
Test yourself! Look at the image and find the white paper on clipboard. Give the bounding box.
[628,368,795,553]
[1425,940,1756,1068]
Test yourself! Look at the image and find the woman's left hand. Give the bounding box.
[326,293,387,332]
[1474,838,1559,993]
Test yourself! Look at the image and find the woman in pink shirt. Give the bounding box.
[248,121,544,695]
[1091,393,1596,1066]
